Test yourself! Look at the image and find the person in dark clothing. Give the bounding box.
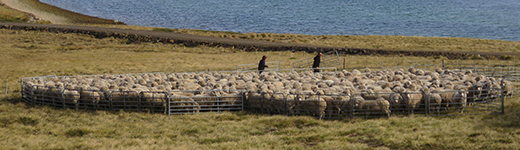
[258,55,269,74]
[312,52,322,73]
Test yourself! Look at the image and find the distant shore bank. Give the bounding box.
[0,0,120,24]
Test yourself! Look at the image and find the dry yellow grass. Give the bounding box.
[1,28,520,149]
[82,24,520,54]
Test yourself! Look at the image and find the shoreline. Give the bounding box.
[0,0,120,24]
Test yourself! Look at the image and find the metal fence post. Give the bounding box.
[138,92,142,112]
[284,93,288,115]
[343,58,346,69]
[61,89,66,109]
[167,91,171,115]
[241,90,244,112]
[442,60,445,69]
[500,78,505,114]
[19,79,22,97]
[426,93,430,116]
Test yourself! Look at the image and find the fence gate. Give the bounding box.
[292,50,341,69]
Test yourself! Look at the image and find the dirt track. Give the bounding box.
[1,22,518,59]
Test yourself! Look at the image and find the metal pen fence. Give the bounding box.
[19,61,520,119]
[242,88,507,120]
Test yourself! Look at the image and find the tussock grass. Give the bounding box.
[1,29,520,149]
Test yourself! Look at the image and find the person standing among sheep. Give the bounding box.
[258,55,269,74]
[312,52,322,73]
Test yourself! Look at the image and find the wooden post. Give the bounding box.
[343,58,346,69]
[364,56,367,68]
[5,79,7,94]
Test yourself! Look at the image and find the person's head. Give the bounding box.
[318,52,322,56]
[262,56,267,59]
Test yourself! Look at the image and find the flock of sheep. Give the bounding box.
[22,67,515,119]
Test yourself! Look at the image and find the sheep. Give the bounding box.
[481,81,501,101]
[192,90,221,112]
[450,89,468,114]
[46,82,65,105]
[401,89,423,115]
[439,89,458,112]
[327,93,351,118]
[269,92,296,114]
[467,83,483,106]
[108,90,139,110]
[140,91,169,113]
[387,91,403,115]
[361,89,379,100]
[295,95,327,120]
[245,91,263,113]
[500,79,514,98]
[219,91,243,112]
[420,87,443,115]
[168,92,201,114]
[350,95,390,118]
[62,89,80,109]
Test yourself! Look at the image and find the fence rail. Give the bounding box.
[236,61,281,72]
[292,50,341,69]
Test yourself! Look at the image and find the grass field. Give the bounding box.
[1,28,520,149]
[1,3,520,149]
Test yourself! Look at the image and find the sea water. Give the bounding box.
[40,0,520,41]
